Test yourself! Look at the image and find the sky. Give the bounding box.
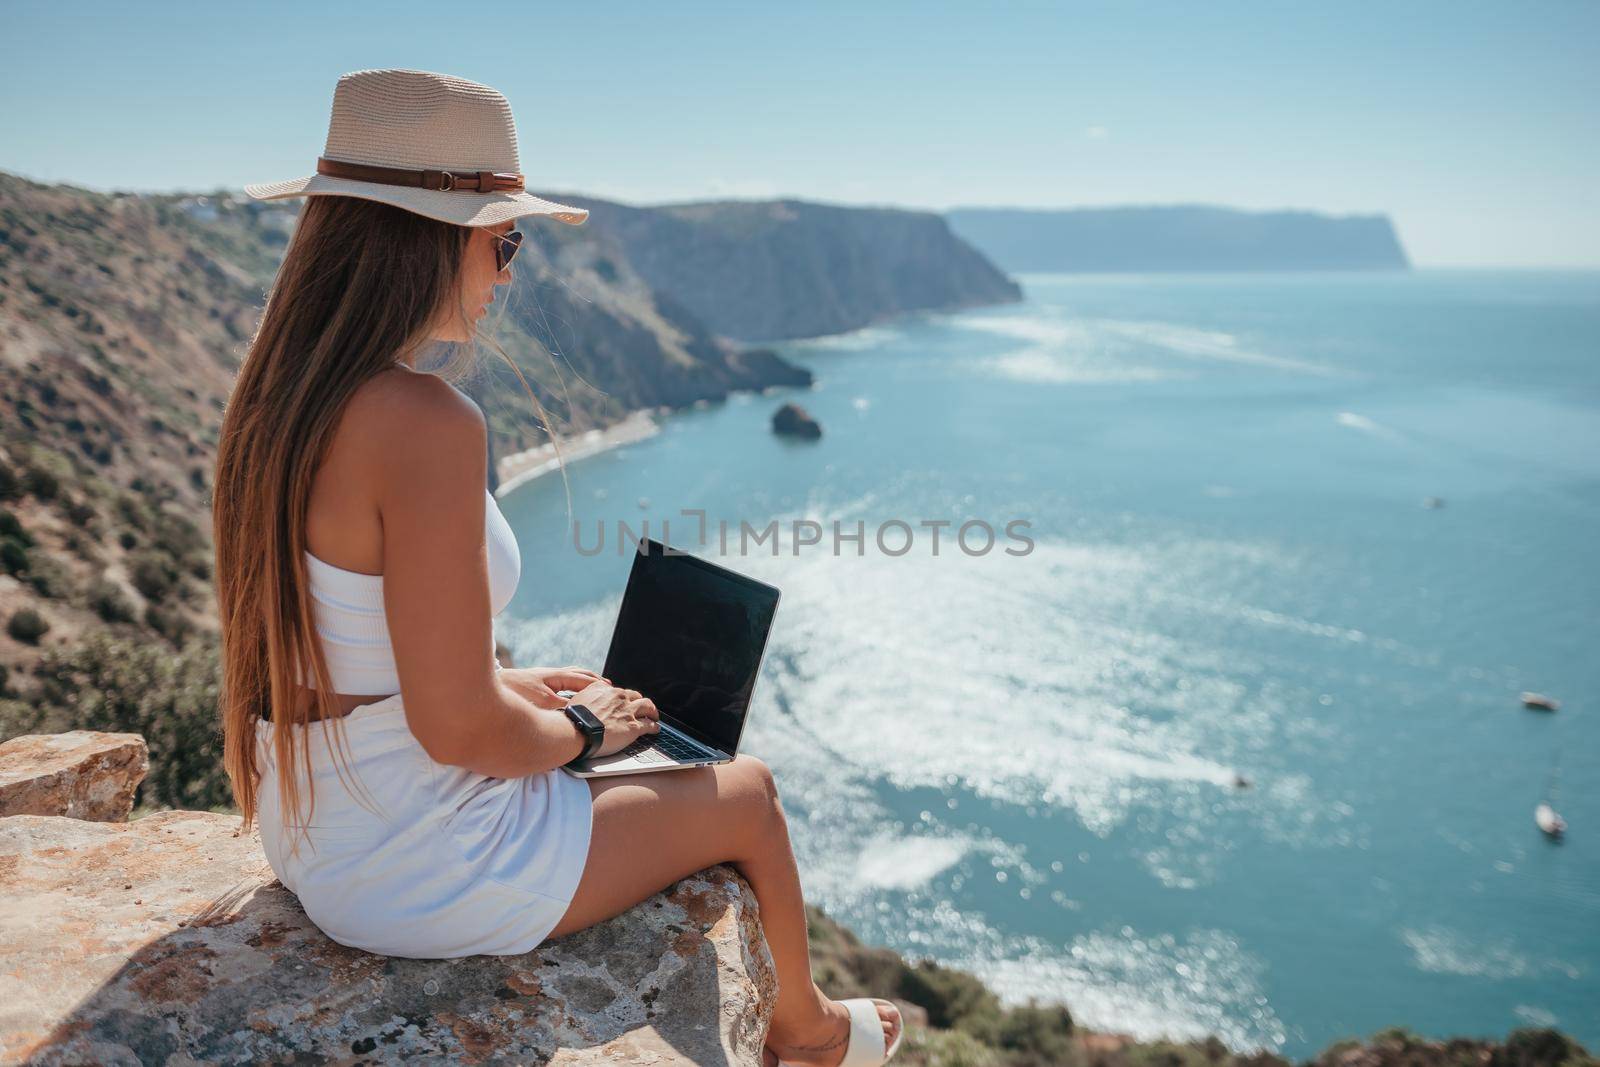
[2,1,1596,267]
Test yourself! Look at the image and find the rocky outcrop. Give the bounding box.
[771,403,822,440]
[0,730,147,821]
[0,730,778,1065]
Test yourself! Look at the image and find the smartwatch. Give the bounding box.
[562,703,605,768]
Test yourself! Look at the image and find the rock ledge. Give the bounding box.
[0,737,776,1065]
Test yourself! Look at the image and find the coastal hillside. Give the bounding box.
[945,205,1411,272]
[0,175,266,691]
[0,171,812,707]
[538,193,1025,342]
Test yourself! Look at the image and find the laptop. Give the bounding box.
[560,538,781,778]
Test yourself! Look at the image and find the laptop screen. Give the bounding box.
[602,539,780,756]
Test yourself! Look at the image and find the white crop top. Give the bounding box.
[298,487,521,694]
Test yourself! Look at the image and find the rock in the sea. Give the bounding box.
[0,730,148,822]
[0,809,777,1064]
[772,402,822,440]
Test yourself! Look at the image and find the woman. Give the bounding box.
[214,69,903,1067]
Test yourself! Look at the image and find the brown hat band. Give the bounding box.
[315,156,526,194]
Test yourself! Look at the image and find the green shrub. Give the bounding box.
[1123,1042,1228,1067]
[0,508,31,544]
[115,494,149,533]
[145,602,194,644]
[151,508,206,561]
[0,697,47,736]
[21,554,74,599]
[62,528,102,564]
[64,499,97,528]
[0,661,9,696]
[0,459,19,501]
[897,959,1003,1034]
[7,608,50,644]
[23,465,59,501]
[128,550,179,601]
[25,631,228,810]
[1499,1028,1590,1067]
[905,1026,1003,1067]
[994,1001,1074,1058]
[0,537,28,576]
[87,579,137,624]
[118,529,139,550]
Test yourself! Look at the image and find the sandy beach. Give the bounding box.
[493,408,662,498]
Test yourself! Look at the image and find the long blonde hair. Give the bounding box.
[214,195,566,858]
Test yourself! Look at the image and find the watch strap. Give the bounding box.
[562,703,605,766]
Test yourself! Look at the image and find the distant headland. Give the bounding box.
[945,204,1411,272]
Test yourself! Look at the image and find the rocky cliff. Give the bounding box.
[467,204,815,468]
[945,205,1411,273]
[537,193,1024,342]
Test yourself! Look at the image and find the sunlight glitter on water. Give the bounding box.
[499,525,1311,1046]
[948,310,1338,378]
[501,270,1600,1054]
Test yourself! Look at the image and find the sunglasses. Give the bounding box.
[491,229,524,272]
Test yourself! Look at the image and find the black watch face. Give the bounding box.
[567,703,602,733]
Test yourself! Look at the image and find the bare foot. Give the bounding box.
[764,998,901,1067]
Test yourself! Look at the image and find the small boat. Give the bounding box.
[1521,692,1561,712]
[1536,755,1567,840]
[1536,803,1567,839]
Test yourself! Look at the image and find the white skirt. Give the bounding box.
[253,693,594,958]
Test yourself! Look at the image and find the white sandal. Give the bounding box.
[777,997,905,1067]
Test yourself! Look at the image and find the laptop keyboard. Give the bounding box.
[615,728,717,763]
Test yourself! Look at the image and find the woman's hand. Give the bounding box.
[499,665,611,709]
[567,680,661,758]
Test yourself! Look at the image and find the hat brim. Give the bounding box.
[242,172,589,226]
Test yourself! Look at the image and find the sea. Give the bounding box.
[494,269,1600,1056]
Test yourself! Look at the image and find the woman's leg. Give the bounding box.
[546,754,900,1066]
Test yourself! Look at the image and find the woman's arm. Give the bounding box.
[373,371,587,778]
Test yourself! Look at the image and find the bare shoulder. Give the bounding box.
[346,365,482,432]
[343,367,486,490]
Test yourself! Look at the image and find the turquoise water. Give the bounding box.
[497,269,1600,1054]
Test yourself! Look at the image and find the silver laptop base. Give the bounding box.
[560,721,733,779]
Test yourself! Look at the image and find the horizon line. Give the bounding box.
[5,166,1596,271]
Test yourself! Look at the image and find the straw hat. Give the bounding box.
[244,68,588,227]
